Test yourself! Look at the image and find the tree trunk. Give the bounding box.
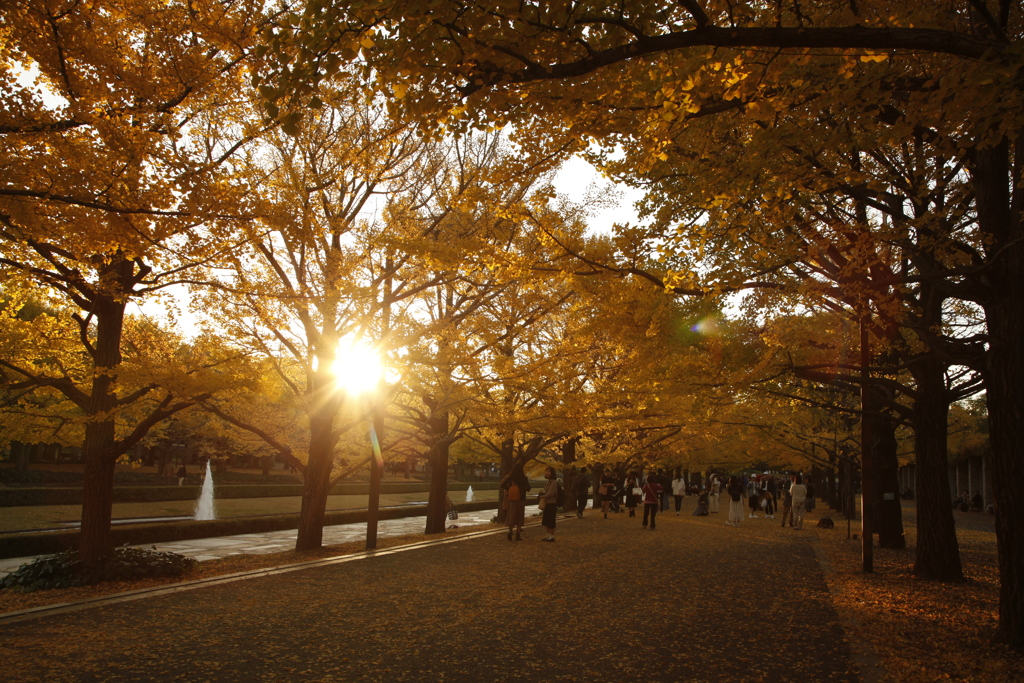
[12,441,29,473]
[494,436,514,525]
[873,411,905,549]
[826,451,838,510]
[79,420,117,561]
[424,409,450,534]
[77,289,127,563]
[907,361,962,578]
[970,139,1024,646]
[561,439,577,511]
[295,412,337,551]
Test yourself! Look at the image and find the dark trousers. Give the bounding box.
[674,495,683,512]
[643,503,658,528]
[576,494,588,516]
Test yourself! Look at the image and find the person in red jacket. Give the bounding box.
[642,474,663,530]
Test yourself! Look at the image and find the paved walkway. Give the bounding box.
[0,505,529,579]
[1,506,860,682]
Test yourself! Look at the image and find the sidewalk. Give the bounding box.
[1,506,861,682]
[0,505,534,579]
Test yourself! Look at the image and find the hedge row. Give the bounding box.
[0,480,501,507]
[0,469,306,486]
[0,500,501,559]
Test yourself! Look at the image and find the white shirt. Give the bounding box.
[790,483,807,502]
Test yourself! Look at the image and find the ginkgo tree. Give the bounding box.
[257,0,1024,646]
[0,0,273,560]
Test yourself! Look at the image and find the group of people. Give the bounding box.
[724,473,813,530]
[501,466,815,540]
[953,489,985,512]
[501,464,567,543]
[583,467,703,522]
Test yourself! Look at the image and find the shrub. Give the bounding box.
[0,546,197,592]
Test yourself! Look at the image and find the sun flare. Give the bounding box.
[332,343,384,395]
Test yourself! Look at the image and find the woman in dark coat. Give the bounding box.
[624,473,641,517]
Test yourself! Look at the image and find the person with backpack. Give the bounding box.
[502,464,530,541]
[540,467,559,542]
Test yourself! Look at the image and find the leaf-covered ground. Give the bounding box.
[816,505,1023,683]
[4,505,1015,679]
[2,509,857,682]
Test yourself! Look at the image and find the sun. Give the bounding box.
[332,342,384,395]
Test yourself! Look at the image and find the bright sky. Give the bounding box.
[551,155,644,235]
[132,155,643,336]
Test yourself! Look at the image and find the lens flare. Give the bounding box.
[689,316,721,335]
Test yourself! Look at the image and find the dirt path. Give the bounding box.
[1,507,859,682]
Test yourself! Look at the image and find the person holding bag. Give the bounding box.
[540,467,559,542]
[642,475,663,530]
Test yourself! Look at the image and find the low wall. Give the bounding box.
[0,500,501,560]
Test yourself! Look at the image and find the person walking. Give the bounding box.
[574,466,590,519]
[624,473,641,517]
[766,476,777,518]
[747,477,760,518]
[779,481,794,528]
[709,475,720,514]
[540,467,559,542]
[176,464,187,486]
[762,489,775,519]
[790,474,808,530]
[660,469,673,511]
[598,470,616,519]
[502,464,530,541]
[642,474,663,530]
[671,472,686,516]
[726,476,744,526]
